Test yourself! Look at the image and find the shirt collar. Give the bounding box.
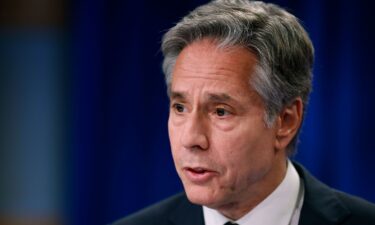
[203,160,301,225]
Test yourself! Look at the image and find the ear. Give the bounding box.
[274,97,303,151]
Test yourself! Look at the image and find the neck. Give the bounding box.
[217,158,288,220]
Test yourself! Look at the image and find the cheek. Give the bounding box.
[168,117,180,145]
[168,119,180,161]
[212,123,276,174]
[212,126,261,160]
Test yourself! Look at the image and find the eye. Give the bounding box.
[215,107,230,117]
[172,103,186,113]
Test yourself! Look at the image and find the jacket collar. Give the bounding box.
[293,162,351,225]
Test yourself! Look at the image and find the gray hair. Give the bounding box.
[161,0,314,154]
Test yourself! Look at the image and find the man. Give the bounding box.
[113,0,375,224]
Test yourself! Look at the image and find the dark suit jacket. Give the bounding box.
[113,163,375,225]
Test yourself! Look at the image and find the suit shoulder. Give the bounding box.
[333,190,375,223]
[294,162,375,224]
[112,192,188,225]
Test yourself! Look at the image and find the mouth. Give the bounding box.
[183,167,218,184]
[187,167,209,173]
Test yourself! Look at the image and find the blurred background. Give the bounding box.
[0,0,374,224]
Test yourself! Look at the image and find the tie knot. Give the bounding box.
[224,222,238,225]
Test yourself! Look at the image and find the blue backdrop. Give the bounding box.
[67,0,375,224]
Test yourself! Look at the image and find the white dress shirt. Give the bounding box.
[203,160,304,225]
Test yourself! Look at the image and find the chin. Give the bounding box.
[184,183,223,207]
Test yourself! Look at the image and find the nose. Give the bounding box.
[180,113,209,151]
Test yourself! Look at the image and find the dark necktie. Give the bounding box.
[224,222,239,225]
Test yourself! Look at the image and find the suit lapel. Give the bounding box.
[168,194,205,225]
[293,162,351,225]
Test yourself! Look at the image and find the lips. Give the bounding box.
[183,167,218,184]
[188,167,208,173]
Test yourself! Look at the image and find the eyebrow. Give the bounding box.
[169,91,187,101]
[206,93,233,103]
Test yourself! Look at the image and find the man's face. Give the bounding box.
[168,39,284,211]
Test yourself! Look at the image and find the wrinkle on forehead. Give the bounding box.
[175,67,245,82]
[172,38,258,83]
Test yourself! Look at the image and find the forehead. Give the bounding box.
[170,39,260,100]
